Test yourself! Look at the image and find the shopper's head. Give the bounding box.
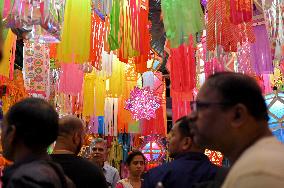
[90,138,108,167]
[189,72,270,161]
[56,115,85,155]
[1,98,59,161]
[126,150,146,178]
[169,116,202,158]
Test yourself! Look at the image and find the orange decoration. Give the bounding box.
[89,13,106,69]
[207,0,255,52]
[49,43,57,59]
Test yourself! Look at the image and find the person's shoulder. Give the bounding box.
[223,137,284,187]
[11,160,62,185]
[104,163,119,173]
[147,162,170,176]
[233,137,284,170]
[74,157,103,172]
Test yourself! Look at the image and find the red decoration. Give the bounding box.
[169,36,196,121]
[89,13,105,69]
[205,149,223,166]
[207,0,255,52]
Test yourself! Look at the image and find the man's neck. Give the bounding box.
[227,127,272,164]
[53,141,75,154]
[14,148,49,163]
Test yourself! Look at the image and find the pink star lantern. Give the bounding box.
[125,86,161,120]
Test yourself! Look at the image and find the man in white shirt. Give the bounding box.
[90,138,120,188]
[189,72,284,188]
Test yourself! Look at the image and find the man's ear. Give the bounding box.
[230,104,248,129]
[182,137,193,151]
[72,132,80,144]
[6,125,16,145]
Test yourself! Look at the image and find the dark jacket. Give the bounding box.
[142,152,219,188]
[193,167,229,188]
[2,157,75,188]
[51,154,108,188]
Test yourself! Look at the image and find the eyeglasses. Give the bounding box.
[190,101,232,112]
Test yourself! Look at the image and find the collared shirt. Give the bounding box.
[142,152,219,188]
[103,162,120,188]
[222,136,284,188]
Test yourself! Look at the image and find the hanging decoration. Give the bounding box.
[4,0,66,42]
[0,30,17,78]
[125,86,161,120]
[140,135,166,169]
[169,36,196,121]
[58,63,84,96]
[262,0,284,61]
[265,91,284,143]
[104,97,118,136]
[23,41,50,97]
[250,25,273,75]
[108,0,120,50]
[207,0,255,52]
[82,72,96,117]
[161,0,205,48]
[229,0,253,24]
[89,12,105,69]
[92,0,112,19]
[0,70,28,113]
[56,0,91,63]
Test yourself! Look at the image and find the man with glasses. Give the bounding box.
[142,116,218,188]
[189,72,284,188]
[90,138,120,188]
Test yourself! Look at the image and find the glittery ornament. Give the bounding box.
[125,86,160,120]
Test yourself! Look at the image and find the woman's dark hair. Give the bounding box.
[126,150,146,166]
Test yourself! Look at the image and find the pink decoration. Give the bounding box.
[237,42,253,74]
[59,63,84,96]
[125,86,161,120]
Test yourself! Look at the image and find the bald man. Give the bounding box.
[51,115,107,188]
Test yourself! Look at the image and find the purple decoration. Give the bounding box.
[88,116,98,134]
[201,0,207,7]
[125,87,161,120]
[250,25,273,75]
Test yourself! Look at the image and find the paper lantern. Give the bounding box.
[125,86,161,120]
[140,136,166,170]
[265,91,284,143]
[205,149,223,166]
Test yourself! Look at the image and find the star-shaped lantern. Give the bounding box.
[125,86,160,120]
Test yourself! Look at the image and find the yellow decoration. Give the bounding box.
[56,0,91,63]
[108,57,126,97]
[83,72,95,117]
[1,70,28,113]
[94,74,106,116]
[0,30,16,77]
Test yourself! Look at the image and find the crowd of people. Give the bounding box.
[0,72,283,188]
